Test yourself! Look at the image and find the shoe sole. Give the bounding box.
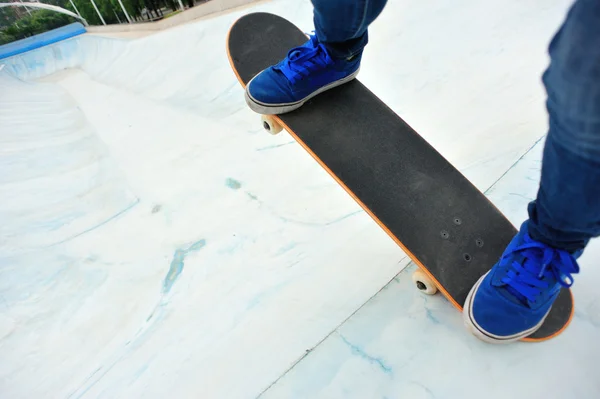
[244,68,360,115]
[462,271,550,344]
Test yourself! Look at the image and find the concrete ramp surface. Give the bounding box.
[2,0,600,397]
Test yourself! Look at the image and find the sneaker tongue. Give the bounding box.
[289,45,314,61]
[288,49,302,61]
[495,254,534,308]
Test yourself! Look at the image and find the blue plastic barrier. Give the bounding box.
[0,22,86,60]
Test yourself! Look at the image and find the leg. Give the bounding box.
[312,0,388,59]
[463,0,600,343]
[527,0,600,253]
[245,0,387,114]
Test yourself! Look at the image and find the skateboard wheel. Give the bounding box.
[261,115,283,135]
[412,270,437,295]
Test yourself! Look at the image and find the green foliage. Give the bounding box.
[66,0,175,24]
[0,4,21,28]
[0,31,16,45]
[0,9,75,45]
[0,0,195,45]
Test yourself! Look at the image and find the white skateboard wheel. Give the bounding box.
[412,269,437,295]
[261,115,283,135]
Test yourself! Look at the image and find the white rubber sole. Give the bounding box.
[244,68,360,115]
[462,271,549,344]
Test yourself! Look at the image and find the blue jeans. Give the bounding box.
[312,0,388,59]
[312,0,600,253]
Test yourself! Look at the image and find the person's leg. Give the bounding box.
[312,0,387,59]
[463,0,600,343]
[527,0,600,253]
[245,0,387,114]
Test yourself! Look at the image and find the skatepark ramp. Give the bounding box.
[2,0,599,397]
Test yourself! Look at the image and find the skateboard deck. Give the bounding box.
[226,12,573,342]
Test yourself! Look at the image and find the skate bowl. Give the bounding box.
[1,0,599,397]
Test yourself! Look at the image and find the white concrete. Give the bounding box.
[262,138,600,398]
[2,0,600,398]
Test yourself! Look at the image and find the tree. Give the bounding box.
[0,4,20,28]
[0,9,76,45]
[0,0,189,40]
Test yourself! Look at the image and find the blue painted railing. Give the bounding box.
[0,22,86,60]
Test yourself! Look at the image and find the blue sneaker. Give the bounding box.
[245,34,361,114]
[463,222,580,343]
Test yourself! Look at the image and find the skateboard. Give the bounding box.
[226,12,573,342]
